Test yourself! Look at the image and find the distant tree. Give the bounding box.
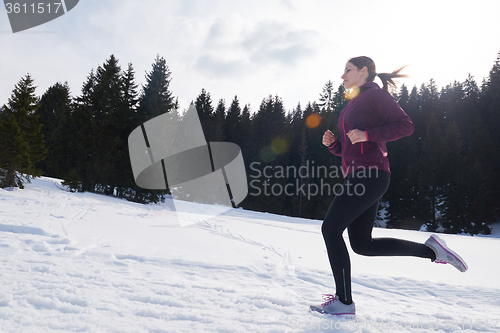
[420,113,443,230]
[195,88,213,122]
[440,121,467,233]
[332,83,348,113]
[80,55,124,192]
[67,56,138,196]
[485,52,500,137]
[385,84,423,229]
[239,104,253,163]
[449,75,479,159]
[137,55,176,122]
[397,84,410,109]
[483,51,500,216]
[244,95,289,213]
[35,82,72,178]
[296,127,310,217]
[252,95,287,152]
[64,69,97,192]
[111,62,141,198]
[213,99,225,141]
[195,89,222,142]
[123,63,140,112]
[0,74,46,188]
[318,80,335,111]
[225,96,245,145]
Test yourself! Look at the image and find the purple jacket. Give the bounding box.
[329,81,414,178]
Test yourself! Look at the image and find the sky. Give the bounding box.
[1,0,500,113]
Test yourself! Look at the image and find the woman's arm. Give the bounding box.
[323,130,342,156]
[365,91,414,142]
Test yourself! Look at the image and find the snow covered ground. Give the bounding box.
[0,177,499,332]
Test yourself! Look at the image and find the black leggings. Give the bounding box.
[321,170,434,304]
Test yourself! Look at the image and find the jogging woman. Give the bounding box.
[310,56,468,316]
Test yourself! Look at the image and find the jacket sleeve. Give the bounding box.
[365,90,414,143]
[328,140,342,156]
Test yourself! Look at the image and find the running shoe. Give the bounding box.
[310,294,355,315]
[425,234,468,272]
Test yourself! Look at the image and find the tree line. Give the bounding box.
[1,52,499,235]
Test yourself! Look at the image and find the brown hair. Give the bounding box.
[348,56,407,91]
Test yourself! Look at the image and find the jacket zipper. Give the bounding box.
[361,142,363,154]
[341,100,353,174]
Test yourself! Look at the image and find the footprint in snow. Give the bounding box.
[32,244,49,252]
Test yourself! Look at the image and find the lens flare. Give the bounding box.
[306,113,322,128]
[347,88,360,99]
[259,145,276,162]
[271,138,288,154]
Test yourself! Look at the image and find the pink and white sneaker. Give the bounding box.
[425,234,468,272]
[310,294,355,315]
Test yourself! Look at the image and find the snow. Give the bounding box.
[0,177,499,332]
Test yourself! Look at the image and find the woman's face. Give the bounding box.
[341,62,367,89]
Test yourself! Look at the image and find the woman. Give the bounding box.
[310,56,468,316]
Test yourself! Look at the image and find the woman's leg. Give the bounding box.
[321,171,391,305]
[348,203,436,259]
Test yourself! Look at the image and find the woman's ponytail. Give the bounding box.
[348,56,408,92]
[377,67,408,92]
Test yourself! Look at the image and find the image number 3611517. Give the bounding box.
[4,0,79,33]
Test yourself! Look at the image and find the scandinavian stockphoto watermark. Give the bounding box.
[249,161,379,199]
[288,317,500,331]
[128,105,248,227]
[3,0,79,33]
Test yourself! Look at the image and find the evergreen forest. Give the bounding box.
[2,52,500,235]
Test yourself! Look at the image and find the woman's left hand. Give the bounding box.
[347,129,367,144]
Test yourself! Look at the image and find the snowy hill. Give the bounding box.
[0,177,499,332]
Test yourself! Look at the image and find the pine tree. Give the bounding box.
[133,57,177,202]
[441,121,467,233]
[397,84,410,109]
[194,89,217,142]
[296,127,310,217]
[470,115,495,177]
[0,74,46,188]
[213,99,225,141]
[420,113,442,229]
[35,82,72,178]
[137,55,176,122]
[86,55,124,192]
[253,96,287,146]
[466,160,494,234]
[332,84,348,113]
[245,95,289,214]
[404,86,421,140]
[239,104,253,166]
[385,84,422,229]
[483,51,500,218]
[64,69,97,192]
[466,115,496,233]
[225,96,242,144]
[70,55,135,194]
[409,81,436,145]
[123,63,140,112]
[459,75,481,155]
[318,80,335,111]
[112,62,141,199]
[486,51,500,138]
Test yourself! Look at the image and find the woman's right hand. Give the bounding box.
[322,130,336,147]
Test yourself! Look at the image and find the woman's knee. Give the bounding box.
[350,242,369,255]
[322,213,353,239]
[349,236,372,255]
[321,221,330,238]
[321,220,342,239]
